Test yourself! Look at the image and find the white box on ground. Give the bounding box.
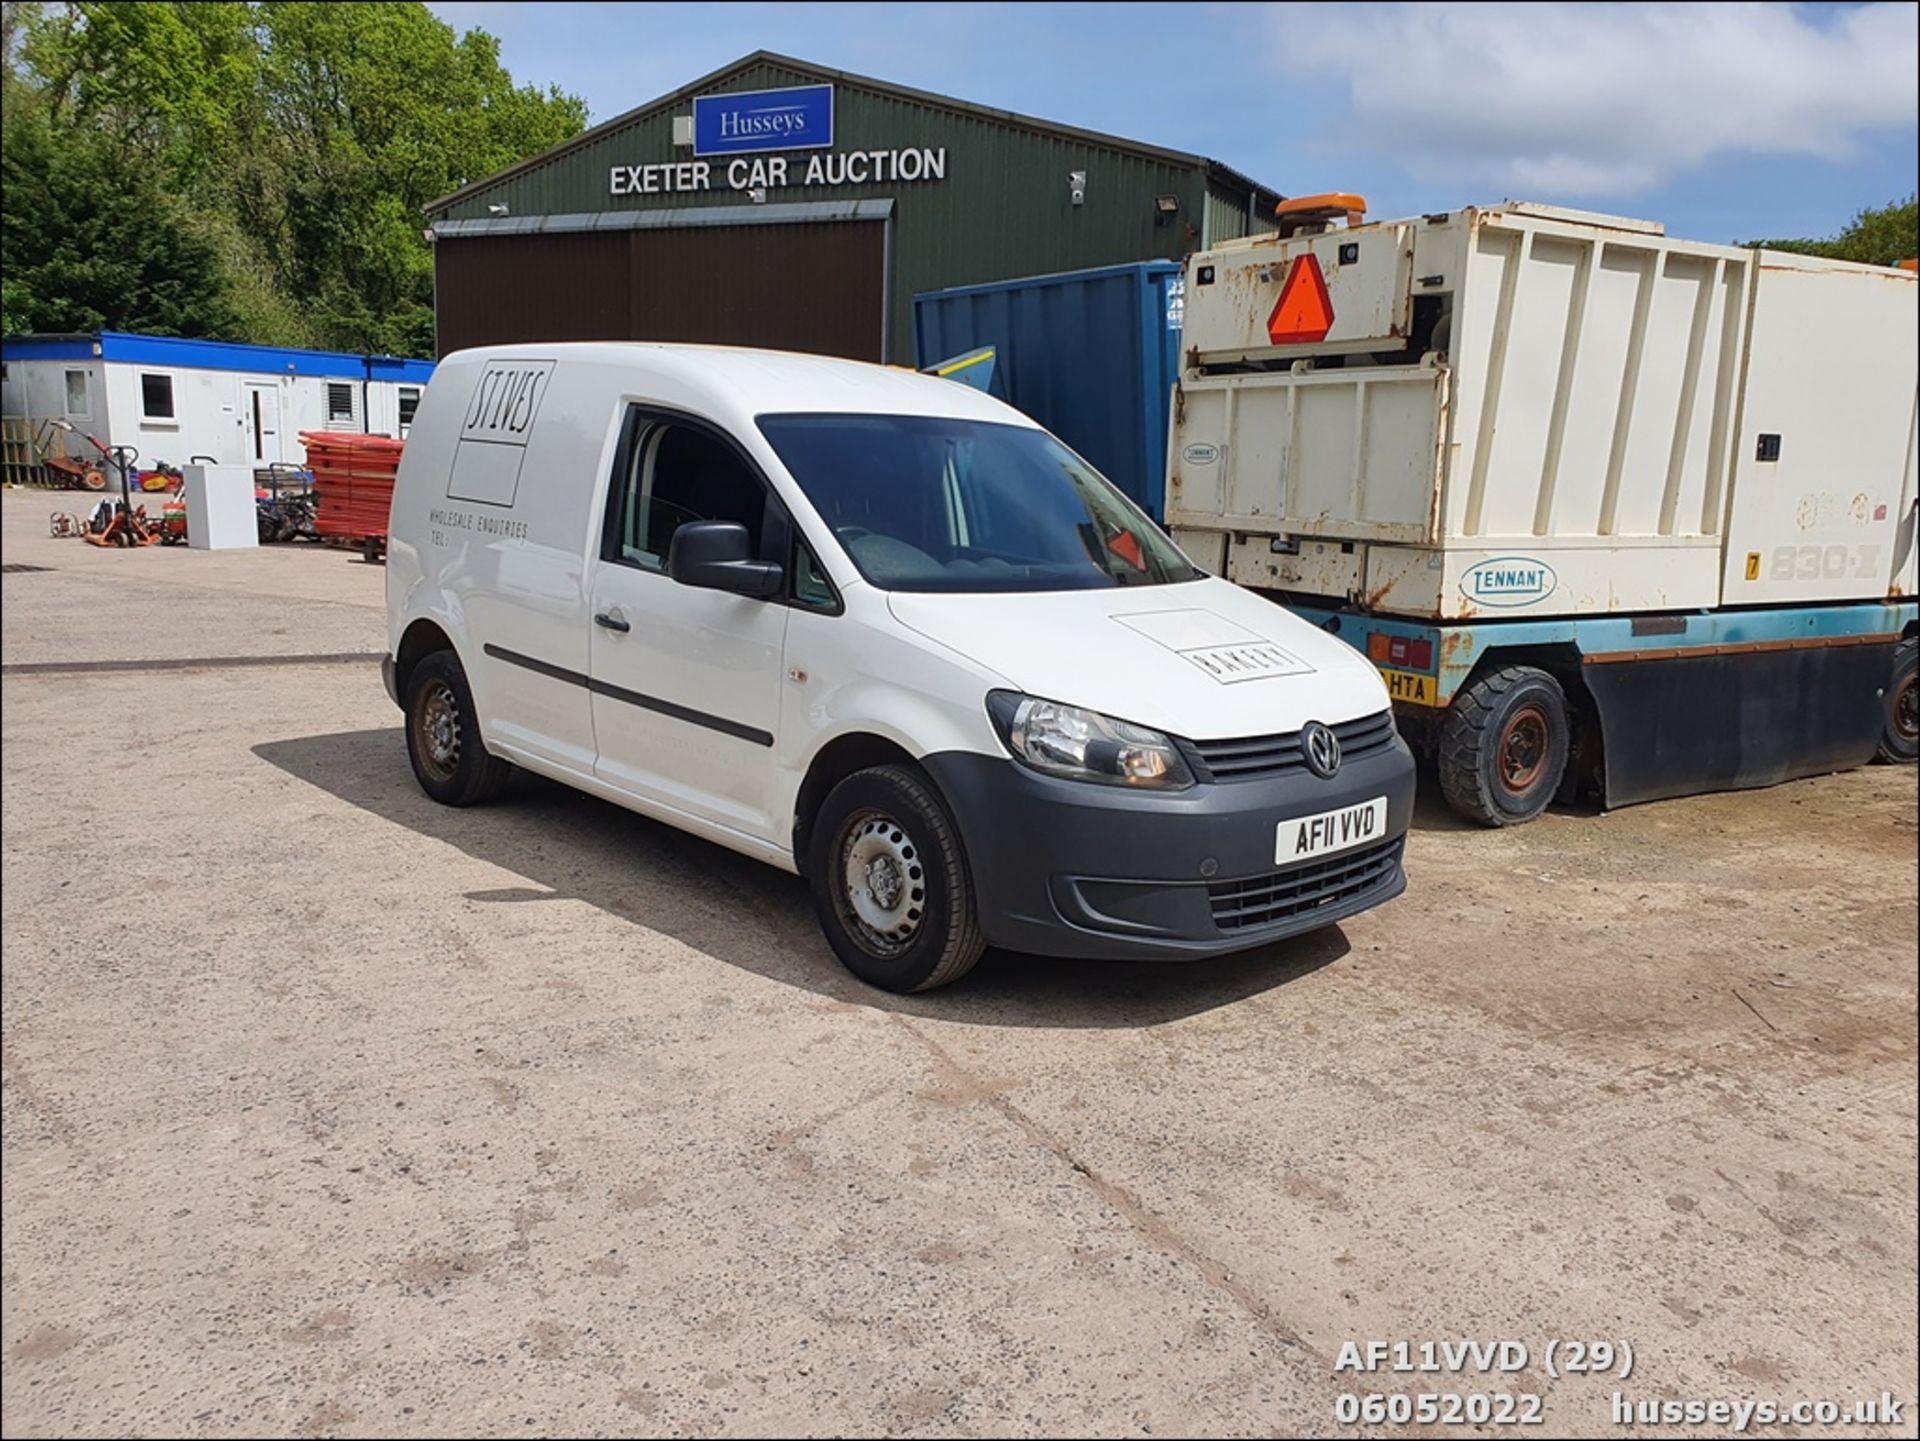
[183,464,258,550]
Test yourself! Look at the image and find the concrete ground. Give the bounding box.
[2,486,1915,1438]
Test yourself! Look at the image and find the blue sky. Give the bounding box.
[429,2,1917,244]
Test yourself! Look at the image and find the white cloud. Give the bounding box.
[1271,2,1919,197]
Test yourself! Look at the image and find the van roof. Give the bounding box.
[439,341,1036,427]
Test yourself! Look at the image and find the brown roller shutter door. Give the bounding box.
[434,231,630,352]
[435,221,885,361]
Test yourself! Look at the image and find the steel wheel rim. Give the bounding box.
[836,810,927,958]
[1895,671,1919,745]
[414,680,462,782]
[1497,706,1550,794]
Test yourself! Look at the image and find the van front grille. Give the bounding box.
[1183,709,1396,783]
[1207,837,1403,932]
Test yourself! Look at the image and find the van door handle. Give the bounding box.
[594,609,630,633]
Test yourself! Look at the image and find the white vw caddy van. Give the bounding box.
[385,343,1414,992]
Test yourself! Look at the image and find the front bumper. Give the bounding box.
[921,735,1416,960]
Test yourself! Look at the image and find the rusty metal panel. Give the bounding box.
[1182,224,1415,360]
[1168,365,1447,547]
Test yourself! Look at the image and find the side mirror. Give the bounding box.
[666,520,784,599]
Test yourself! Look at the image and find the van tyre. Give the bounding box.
[404,649,512,806]
[1438,665,1570,826]
[1877,638,1918,764]
[808,764,985,993]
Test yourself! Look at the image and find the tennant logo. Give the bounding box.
[693,84,834,157]
[1461,556,1558,608]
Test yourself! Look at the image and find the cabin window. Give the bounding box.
[139,372,175,421]
[326,382,356,425]
[64,369,89,416]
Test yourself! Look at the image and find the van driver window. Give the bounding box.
[618,422,768,571]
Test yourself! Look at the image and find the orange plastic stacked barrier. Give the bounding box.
[300,431,406,543]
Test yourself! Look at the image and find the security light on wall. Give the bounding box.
[748,187,768,204]
[1154,195,1179,214]
[488,203,510,216]
[1069,171,1087,207]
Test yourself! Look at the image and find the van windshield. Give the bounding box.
[756,412,1201,593]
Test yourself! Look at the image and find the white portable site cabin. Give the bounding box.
[0,331,436,474]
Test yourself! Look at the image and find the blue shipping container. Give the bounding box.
[913,261,1184,519]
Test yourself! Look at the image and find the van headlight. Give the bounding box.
[986,691,1194,790]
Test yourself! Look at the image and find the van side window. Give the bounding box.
[613,420,769,571]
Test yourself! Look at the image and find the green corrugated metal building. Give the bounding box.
[424,51,1280,362]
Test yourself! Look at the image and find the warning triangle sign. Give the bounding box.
[1267,253,1335,346]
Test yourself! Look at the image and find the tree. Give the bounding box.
[248,2,586,354]
[1,61,241,336]
[1747,196,1919,268]
[1,1,585,353]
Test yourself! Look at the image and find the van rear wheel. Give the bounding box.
[807,764,985,993]
[403,649,512,806]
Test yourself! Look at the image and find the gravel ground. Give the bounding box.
[3,487,1915,1437]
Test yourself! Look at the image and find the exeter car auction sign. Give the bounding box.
[609,148,948,197]
[609,83,951,198]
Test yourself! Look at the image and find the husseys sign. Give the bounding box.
[694,84,834,156]
[609,82,950,197]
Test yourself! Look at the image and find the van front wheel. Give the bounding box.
[807,764,985,993]
[403,649,512,806]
